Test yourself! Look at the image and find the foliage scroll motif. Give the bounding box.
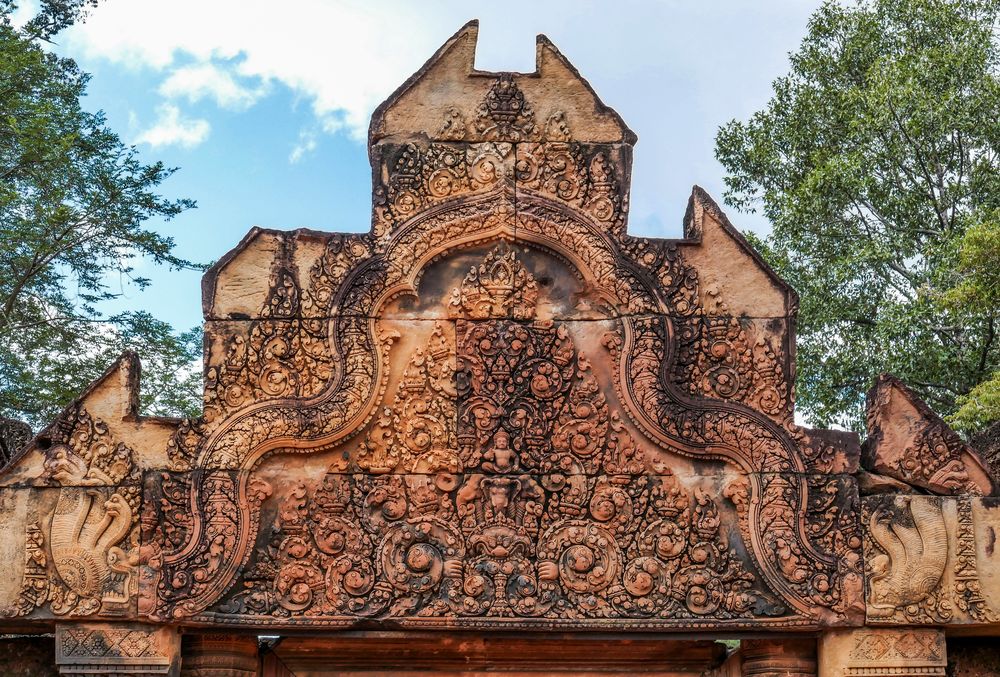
[215,468,768,625]
[143,71,862,629]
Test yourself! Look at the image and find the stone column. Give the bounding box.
[741,638,817,677]
[180,634,258,677]
[818,628,946,677]
[54,622,180,676]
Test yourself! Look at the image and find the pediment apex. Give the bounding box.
[680,185,798,317]
[0,351,145,483]
[370,20,635,146]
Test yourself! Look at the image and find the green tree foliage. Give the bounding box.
[716,0,1000,432]
[945,215,1000,432]
[0,1,203,426]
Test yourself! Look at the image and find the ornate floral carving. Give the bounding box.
[374,142,513,237]
[475,74,535,142]
[515,145,625,229]
[358,322,458,474]
[214,465,769,625]
[953,497,998,623]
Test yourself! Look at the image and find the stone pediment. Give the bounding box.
[1,22,999,675]
[370,21,635,146]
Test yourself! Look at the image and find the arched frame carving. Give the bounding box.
[150,185,861,628]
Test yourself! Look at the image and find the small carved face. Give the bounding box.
[487,484,510,511]
[43,444,87,484]
[103,493,128,518]
[591,498,616,522]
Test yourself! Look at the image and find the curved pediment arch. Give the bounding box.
[0,21,881,643]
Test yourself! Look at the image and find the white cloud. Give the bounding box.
[159,63,266,109]
[62,0,445,139]
[59,0,823,236]
[289,129,318,164]
[136,104,210,148]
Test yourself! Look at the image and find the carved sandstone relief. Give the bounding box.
[55,623,179,676]
[1,405,140,621]
[864,374,995,496]
[819,627,947,677]
[0,21,921,638]
[129,20,871,629]
[863,495,1000,625]
[144,228,861,628]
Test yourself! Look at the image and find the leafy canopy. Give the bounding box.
[0,0,204,425]
[716,0,1000,432]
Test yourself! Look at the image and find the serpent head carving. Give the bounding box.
[867,496,947,619]
[50,488,134,606]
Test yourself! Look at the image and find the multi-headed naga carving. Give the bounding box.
[12,21,999,645]
[129,22,868,629]
[865,496,948,621]
[3,406,139,619]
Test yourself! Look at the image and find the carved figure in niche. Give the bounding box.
[483,430,517,473]
[146,35,866,622]
[867,496,948,620]
[448,247,538,320]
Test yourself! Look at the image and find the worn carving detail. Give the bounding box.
[899,424,983,494]
[4,523,49,617]
[40,406,137,487]
[953,498,998,623]
[819,628,950,676]
[0,416,31,469]
[55,624,178,676]
[843,628,947,676]
[865,496,949,623]
[59,626,161,659]
[864,374,994,496]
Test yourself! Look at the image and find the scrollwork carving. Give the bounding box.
[144,52,864,632]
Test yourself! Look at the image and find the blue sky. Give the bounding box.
[47,0,823,332]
